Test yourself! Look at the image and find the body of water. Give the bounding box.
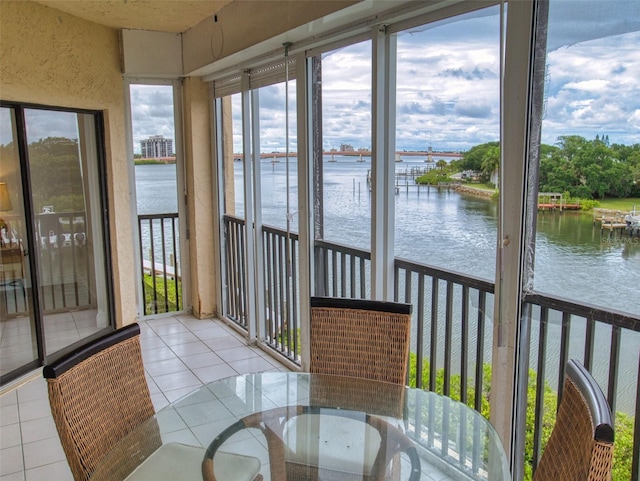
[135,158,639,413]
[232,156,640,314]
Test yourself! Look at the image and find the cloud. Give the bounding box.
[24,110,78,142]
[541,26,640,146]
[454,103,493,119]
[130,84,175,153]
[11,2,636,156]
[439,67,497,81]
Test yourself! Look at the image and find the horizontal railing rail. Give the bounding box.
[138,213,181,316]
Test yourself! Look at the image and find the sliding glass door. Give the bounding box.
[0,103,112,383]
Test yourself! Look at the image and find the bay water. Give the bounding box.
[135,158,639,413]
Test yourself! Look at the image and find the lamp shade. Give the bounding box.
[0,182,12,211]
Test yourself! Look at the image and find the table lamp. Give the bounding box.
[0,182,12,245]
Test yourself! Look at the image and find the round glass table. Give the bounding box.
[90,372,510,481]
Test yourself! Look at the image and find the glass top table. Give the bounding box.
[90,372,510,481]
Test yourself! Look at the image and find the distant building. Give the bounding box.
[141,135,173,158]
[340,143,354,152]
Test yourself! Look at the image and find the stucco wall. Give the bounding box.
[183,77,217,318]
[0,0,137,326]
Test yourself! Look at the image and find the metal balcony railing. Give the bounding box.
[315,239,371,299]
[222,215,248,328]
[138,213,181,316]
[2,212,94,317]
[522,294,640,477]
[394,257,495,410]
[220,220,639,480]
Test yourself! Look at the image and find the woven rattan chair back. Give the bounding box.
[310,297,412,385]
[533,359,614,481]
[43,324,157,481]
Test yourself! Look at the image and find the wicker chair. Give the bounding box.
[283,297,414,481]
[533,359,614,481]
[43,323,261,481]
[309,296,413,385]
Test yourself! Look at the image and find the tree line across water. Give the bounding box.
[418,136,640,201]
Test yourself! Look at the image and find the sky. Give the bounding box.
[2,1,639,154]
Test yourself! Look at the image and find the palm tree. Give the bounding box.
[481,145,500,182]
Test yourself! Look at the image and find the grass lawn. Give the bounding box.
[462,184,639,212]
[597,198,640,211]
[142,274,181,314]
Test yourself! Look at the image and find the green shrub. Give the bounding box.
[416,170,452,185]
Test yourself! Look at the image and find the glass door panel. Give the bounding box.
[25,109,109,354]
[394,7,501,279]
[313,41,373,299]
[0,107,38,378]
[256,79,299,359]
[220,93,247,326]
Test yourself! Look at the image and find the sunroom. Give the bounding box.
[0,1,638,480]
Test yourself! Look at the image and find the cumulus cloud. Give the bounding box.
[130,84,175,154]
[541,25,640,146]
[439,67,497,81]
[23,110,78,142]
[14,2,637,156]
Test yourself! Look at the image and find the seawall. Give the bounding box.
[454,184,495,198]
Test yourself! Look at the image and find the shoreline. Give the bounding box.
[453,184,495,198]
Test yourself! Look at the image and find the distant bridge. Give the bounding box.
[250,150,463,159]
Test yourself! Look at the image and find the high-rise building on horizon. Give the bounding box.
[141,135,174,158]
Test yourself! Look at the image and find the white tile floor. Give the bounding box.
[0,314,290,481]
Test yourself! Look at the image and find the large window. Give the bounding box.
[258,80,298,231]
[129,83,184,316]
[534,1,640,315]
[394,6,501,278]
[318,41,372,251]
[527,2,640,479]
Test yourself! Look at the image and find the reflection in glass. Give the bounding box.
[0,107,38,377]
[25,108,109,354]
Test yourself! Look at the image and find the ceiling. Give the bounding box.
[34,0,235,33]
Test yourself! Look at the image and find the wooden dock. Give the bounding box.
[537,192,581,211]
[595,208,639,236]
[538,203,581,210]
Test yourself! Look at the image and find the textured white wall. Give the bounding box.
[0,0,137,326]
